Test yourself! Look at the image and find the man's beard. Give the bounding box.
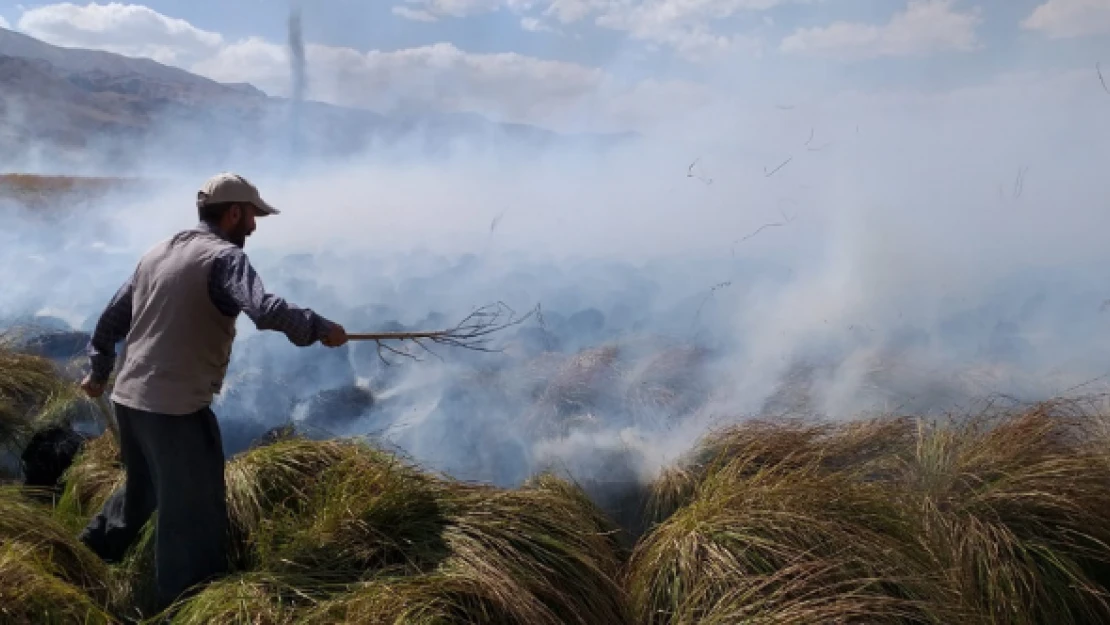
[228,220,250,248]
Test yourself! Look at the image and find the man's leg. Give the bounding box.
[78,403,157,562]
[130,406,229,610]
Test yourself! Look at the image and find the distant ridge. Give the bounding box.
[0,27,637,173]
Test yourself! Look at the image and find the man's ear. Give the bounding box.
[229,204,243,224]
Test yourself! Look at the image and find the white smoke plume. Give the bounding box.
[3,4,1110,505]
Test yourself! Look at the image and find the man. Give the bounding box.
[77,172,348,612]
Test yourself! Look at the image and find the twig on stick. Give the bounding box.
[1012,166,1028,199]
[691,280,733,335]
[535,302,555,351]
[687,158,713,185]
[349,302,535,364]
[764,156,793,177]
[731,208,796,257]
[490,210,506,233]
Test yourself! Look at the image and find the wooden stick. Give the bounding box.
[92,393,120,445]
[347,331,449,341]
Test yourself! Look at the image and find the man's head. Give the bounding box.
[196,173,279,248]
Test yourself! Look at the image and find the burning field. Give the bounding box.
[5,165,1110,624]
[6,328,1110,624]
[2,55,1108,622]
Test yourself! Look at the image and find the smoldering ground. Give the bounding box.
[3,29,1110,524]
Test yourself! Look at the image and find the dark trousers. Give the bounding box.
[78,402,229,610]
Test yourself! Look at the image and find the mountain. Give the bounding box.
[0,28,634,173]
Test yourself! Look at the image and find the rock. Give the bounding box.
[300,385,374,433]
[17,330,90,361]
[218,417,275,457]
[20,424,91,490]
[567,308,605,336]
[349,319,409,387]
[509,326,562,356]
[248,423,299,449]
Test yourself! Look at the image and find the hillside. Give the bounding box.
[0,27,631,173]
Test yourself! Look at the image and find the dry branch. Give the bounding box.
[489,210,506,233]
[687,158,713,185]
[731,209,796,257]
[1099,62,1110,95]
[348,302,535,364]
[764,157,793,177]
[1013,165,1028,199]
[691,281,733,333]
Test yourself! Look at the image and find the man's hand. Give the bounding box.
[81,374,106,398]
[321,322,348,348]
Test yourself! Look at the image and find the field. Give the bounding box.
[0,174,148,207]
[6,334,1110,625]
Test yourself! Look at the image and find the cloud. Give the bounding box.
[0,15,9,29]
[590,2,758,60]
[780,0,982,60]
[1022,0,1110,39]
[394,0,537,20]
[392,6,438,22]
[396,0,809,59]
[191,38,706,131]
[17,2,223,66]
[565,0,817,60]
[9,2,703,132]
[520,17,556,33]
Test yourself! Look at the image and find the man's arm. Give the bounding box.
[86,273,135,385]
[209,248,345,347]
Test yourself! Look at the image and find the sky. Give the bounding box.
[0,0,1107,135]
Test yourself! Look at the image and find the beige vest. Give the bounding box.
[111,229,238,415]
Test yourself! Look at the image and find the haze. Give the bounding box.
[1,0,1109,486]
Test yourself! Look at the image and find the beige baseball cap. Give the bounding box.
[196,172,280,216]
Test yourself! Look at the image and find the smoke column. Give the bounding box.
[287,5,306,168]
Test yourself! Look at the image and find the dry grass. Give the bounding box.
[633,399,1110,625]
[434,477,630,625]
[0,340,67,450]
[9,336,1110,624]
[225,437,363,564]
[55,431,631,623]
[0,486,111,597]
[54,432,123,531]
[622,345,711,426]
[0,173,140,201]
[0,486,116,623]
[164,572,315,625]
[895,401,1110,625]
[0,540,115,625]
[18,401,1110,625]
[525,344,623,436]
[249,440,450,582]
[298,474,630,625]
[628,446,946,625]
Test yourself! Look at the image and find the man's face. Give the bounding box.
[227,205,258,248]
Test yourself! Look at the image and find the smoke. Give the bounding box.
[287,4,306,167]
[3,5,1110,515]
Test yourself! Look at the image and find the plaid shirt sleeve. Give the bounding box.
[87,272,135,384]
[208,248,333,347]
